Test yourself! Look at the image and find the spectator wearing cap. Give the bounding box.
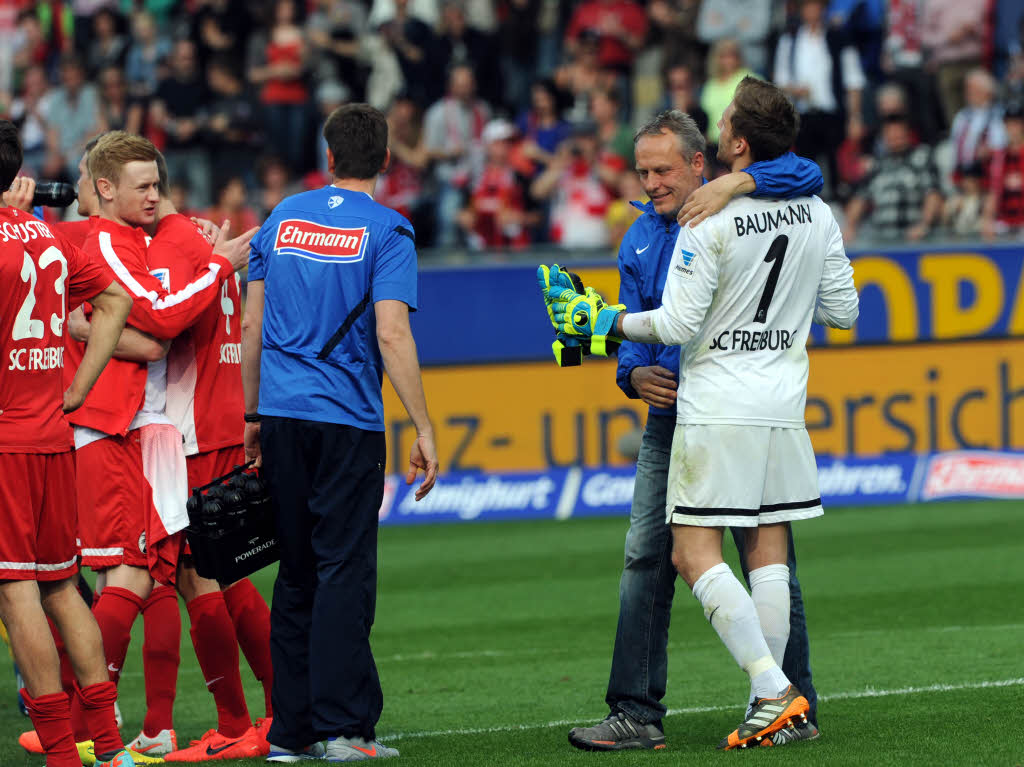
[844,98,943,243]
[982,101,1024,239]
[458,118,533,249]
[773,0,866,199]
[422,63,491,247]
[949,68,1007,190]
[531,121,613,248]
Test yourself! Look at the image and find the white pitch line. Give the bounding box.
[379,677,1024,740]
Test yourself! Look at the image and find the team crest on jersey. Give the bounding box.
[274,219,368,263]
[674,249,697,279]
[328,195,344,209]
[150,268,170,290]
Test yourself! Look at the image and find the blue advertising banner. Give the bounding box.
[377,451,1024,525]
[410,245,1024,366]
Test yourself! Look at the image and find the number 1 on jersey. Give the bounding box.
[753,234,789,324]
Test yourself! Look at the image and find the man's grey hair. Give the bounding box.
[633,110,706,161]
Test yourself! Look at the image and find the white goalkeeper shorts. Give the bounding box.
[666,424,823,528]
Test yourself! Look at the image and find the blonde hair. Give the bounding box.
[707,39,743,80]
[87,130,159,189]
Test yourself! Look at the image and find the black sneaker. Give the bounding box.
[568,711,666,751]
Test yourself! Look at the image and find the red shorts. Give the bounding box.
[76,433,150,571]
[76,427,188,584]
[186,445,246,492]
[0,452,79,581]
[183,445,245,558]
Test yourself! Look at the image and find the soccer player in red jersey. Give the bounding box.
[0,120,135,767]
[58,131,258,755]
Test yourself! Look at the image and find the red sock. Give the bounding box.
[141,585,180,735]
[91,586,144,683]
[75,681,123,756]
[223,579,273,717]
[186,592,250,737]
[21,689,79,767]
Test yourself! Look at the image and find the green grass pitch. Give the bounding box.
[1,500,1022,765]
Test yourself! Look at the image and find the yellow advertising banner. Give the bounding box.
[383,338,1024,474]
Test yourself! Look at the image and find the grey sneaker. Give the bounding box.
[568,711,666,751]
[326,736,399,761]
[769,720,820,746]
[268,741,327,762]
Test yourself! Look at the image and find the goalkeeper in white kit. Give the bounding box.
[539,76,858,749]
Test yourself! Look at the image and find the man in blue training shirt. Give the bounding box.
[241,103,438,762]
[568,110,823,752]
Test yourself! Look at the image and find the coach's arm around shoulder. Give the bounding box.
[64,280,133,413]
[376,299,438,501]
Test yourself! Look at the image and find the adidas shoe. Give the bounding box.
[268,741,327,762]
[128,729,178,756]
[163,727,269,762]
[764,720,820,747]
[718,685,810,750]
[568,711,666,751]
[325,736,398,761]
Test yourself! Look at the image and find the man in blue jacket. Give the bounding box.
[569,110,823,751]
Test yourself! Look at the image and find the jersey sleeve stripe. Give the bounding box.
[98,231,224,310]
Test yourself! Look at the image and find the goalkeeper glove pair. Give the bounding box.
[537,263,625,362]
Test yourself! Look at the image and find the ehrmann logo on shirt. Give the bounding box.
[274,219,368,263]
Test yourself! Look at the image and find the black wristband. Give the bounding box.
[244,413,261,423]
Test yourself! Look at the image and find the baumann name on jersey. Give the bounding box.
[734,202,813,237]
[274,219,368,263]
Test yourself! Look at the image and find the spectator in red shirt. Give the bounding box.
[983,100,1024,239]
[459,119,532,250]
[565,0,647,75]
[248,0,309,171]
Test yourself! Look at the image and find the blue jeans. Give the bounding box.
[606,414,818,727]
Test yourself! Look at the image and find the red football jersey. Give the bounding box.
[54,217,96,249]
[0,208,114,453]
[65,217,236,436]
[149,214,244,454]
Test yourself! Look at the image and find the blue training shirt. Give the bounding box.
[248,185,418,431]
[615,152,824,417]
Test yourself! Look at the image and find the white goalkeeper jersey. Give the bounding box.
[647,194,858,427]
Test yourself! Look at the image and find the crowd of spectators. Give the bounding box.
[0,0,1022,251]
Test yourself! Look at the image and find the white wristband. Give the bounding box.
[622,311,662,344]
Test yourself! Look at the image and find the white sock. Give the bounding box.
[749,564,791,665]
[691,563,790,700]
[746,564,791,707]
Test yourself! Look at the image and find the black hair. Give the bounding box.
[0,120,24,191]
[323,103,389,180]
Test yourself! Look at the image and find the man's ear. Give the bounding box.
[326,147,335,175]
[95,177,115,202]
[381,147,391,175]
[692,150,705,174]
